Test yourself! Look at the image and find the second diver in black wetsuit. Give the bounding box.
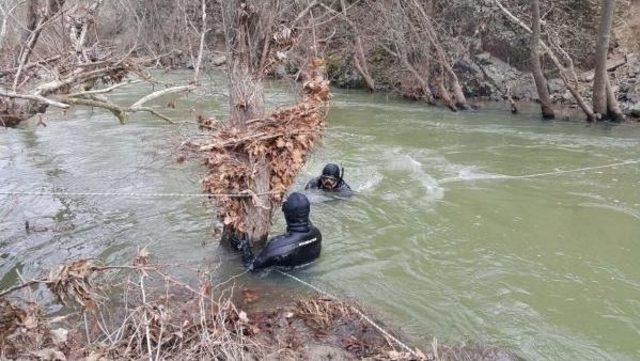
[240,192,321,271]
[305,163,353,197]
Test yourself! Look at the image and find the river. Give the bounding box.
[1,71,639,360]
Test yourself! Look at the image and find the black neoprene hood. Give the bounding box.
[282,192,310,224]
[321,163,341,178]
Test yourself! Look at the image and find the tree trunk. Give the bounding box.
[412,0,468,109]
[15,0,39,66]
[437,73,457,112]
[224,3,265,127]
[243,156,272,244]
[353,37,375,91]
[593,0,616,118]
[221,0,271,245]
[530,0,555,119]
[21,0,38,45]
[494,0,595,122]
[339,0,375,91]
[606,77,625,122]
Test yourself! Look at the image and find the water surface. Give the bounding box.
[2,72,640,360]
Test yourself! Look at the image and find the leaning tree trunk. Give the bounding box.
[339,0,375,91]
[412,0,468,109]
[530,0,555,119]
[593,0,622,120]
[606,77,625,122]
[494,0,595,122]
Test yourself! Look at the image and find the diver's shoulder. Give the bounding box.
[305,176,321,189]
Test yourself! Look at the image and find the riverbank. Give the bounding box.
[323,50,640,121]
[0,251,520,360]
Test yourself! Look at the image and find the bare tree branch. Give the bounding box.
[0,89,70,108]
[130,85,195,109]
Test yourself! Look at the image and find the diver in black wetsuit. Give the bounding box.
[305,163,353,197]
[240,192,321,271]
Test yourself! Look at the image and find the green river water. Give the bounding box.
[1,72,640,360]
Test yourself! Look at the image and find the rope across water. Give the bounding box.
[2,159,636,199]
[439,158,640,184]
[0,190,276,198]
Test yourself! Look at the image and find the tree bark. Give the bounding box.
[339,0,375,91]
[20,0,38,46]
[437,73,457,112]
[530,0,555,119]
[606,77,625,122]
[593,0,616,118]
[223,2,265,127]
[220,0,271,245]
[411,0,467,109]
[14,0,39,67]
[494,0,595,122]
[353,37,375,91]
[243,156,272,245]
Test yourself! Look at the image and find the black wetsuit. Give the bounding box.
[305,163,354,197]
[241,193,321,271]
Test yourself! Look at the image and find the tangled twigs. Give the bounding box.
[0,250,269,360]
[0,248,442,360]
[201,58,331,236]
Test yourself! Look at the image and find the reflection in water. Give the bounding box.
[2,74,640,360]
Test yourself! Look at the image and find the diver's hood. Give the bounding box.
[282,192,311,233]
[322,163,341,178]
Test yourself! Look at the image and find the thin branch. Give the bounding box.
[291,0,319,25]
[67,80,140,97]
[0,90,70,108]
[130,85,195,109]
[0,279,47,298]
[193,0,208,83]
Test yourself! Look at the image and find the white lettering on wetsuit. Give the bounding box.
[298,238,317,247]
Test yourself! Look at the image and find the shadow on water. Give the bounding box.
[2,72,640,360]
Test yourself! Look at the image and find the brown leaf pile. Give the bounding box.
[0,300,52,358]
[47,260,98,309]
[201,59,331,235]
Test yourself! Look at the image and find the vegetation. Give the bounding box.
[0,249,452,360]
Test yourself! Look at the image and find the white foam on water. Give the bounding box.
[385,152,445,200]
[354,172,383,192]
[578,202,640,221]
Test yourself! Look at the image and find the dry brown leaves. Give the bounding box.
[0,300,53,359]
[0,300,42,338]
[201,59,331,235]
[294,297,352,332]
[47,260,98,310]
